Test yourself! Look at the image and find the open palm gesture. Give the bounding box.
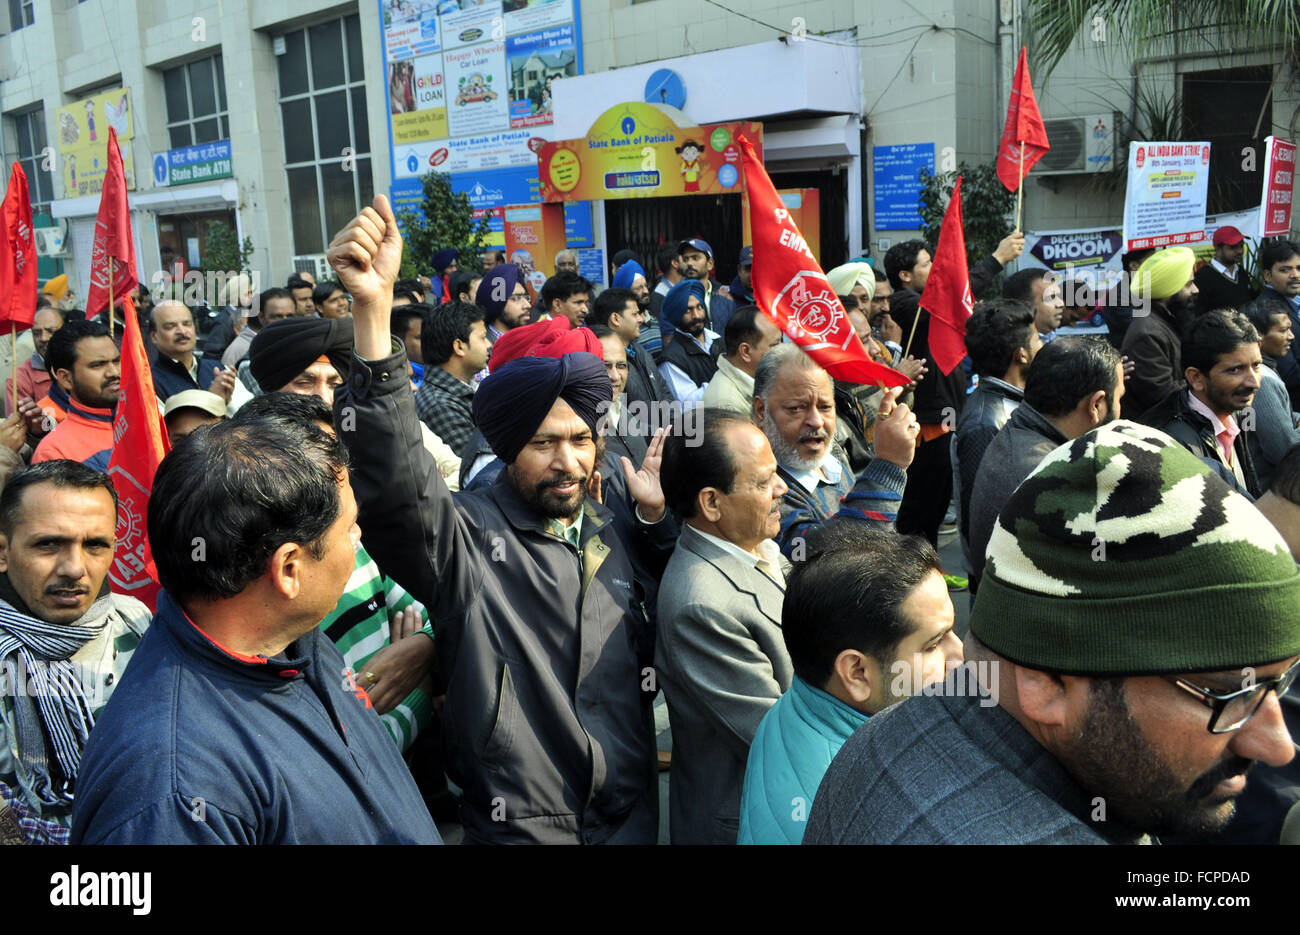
[621,427,667,522]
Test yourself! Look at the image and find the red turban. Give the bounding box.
[488,317,603,373]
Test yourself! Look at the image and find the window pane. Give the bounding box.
[287,166,324,254]
[164,67,190,122]
[169,125,192,149]
[320,160,357,244]
[350,86,369,153]
[315,90,349,161]
[309,20,345,90]
[188,59,216,117]
[31,112,45,154]
[33,163,53,206]
[280,98,315,163]
[193,118,220,144]
[215,55,227,112]
[278,30,309,97]
[15,114,34,159]
[356,157,373,208]
[220,116,229,140]
[345,14,363,81]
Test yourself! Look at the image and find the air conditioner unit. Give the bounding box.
[34,225,68,257]
[1036,113,1118,175]
[293,254,331,281]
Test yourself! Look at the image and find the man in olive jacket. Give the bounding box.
[328,196,676,844]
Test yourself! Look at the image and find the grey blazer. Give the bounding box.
[655,524,794,845]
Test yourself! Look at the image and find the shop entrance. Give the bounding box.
[155,208,237,279]
[604,193,744,289]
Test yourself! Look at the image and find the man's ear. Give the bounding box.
[1079,389,1106,426]
[1185,367,1208,394]
[1013,665,1069,728]
[698,487,723,523]
[452,337,468,360]
[53,367,74,394]
[752,394,766,426]
[268,541,303,601]
[0,532,11,574]
[832,649,877,706]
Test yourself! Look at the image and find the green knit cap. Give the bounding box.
[972,420,1300,675]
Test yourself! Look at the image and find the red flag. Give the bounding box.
[106,295,170,611]
[0,162,37,334]
[919,176,975,376]
[996,47,1051,192]
[738,136,907,388]
[85,127,137,316]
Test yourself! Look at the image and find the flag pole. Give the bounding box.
[1015,140,1025,232]
[903,306,923,361]
[9,328,15,416]
[108,257,115,340]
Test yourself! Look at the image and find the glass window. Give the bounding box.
[287,167,324,255]
[309,20,345,89]
[345,14,364,80]
[315,90,350,160]
[278,31,309,97]
[188,59,216,117]
[6,109,54,211]
[280,99,315,163]
[8,0,34,29]
[161,54,229,157]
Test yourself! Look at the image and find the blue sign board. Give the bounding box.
[873,143,935,230]
[564,201,593,247]
[577,247,605,286]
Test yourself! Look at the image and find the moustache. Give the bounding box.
[1188,756,1254,801]
[798,430,829,444]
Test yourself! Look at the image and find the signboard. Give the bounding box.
[564,200,593,247]
[503,202,566,277]
[1122,141,1212,251]
[381,0,582,236]
[56,87,136,195]
[1026,228,1123,272]
[872,143,934,230]
[1260,136,1297,238]
[151,140,233,188]
[577,246,605,286]
[537,102,763,202]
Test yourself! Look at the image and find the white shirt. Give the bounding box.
[690,526,785,585]
[658,328,720,406]
[1211,258,1240,279]
[783,448,844,496]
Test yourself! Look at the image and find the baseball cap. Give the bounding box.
[164,389,228,421]
[739,245,753,265]
[1213,225,1245,246]
[677,238,713,258]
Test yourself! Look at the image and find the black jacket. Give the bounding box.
[1138,388,1260,498]
[1193,262,1255,314]
[952,377,1023,555]
[336,342,677,843]
[660,328,722,391]
[888,254,1004,423]
[624,338,672,409]
[1120,300,1186,420]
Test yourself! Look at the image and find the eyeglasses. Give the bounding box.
[1166,658,1300,734]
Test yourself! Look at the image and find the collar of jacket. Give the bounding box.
[486,470,614,548]
[66,399,115,423]
[1263,353,1280,372]
[976,376,1024,401]
[789,674,867,740]
[1009,402,1069,445]
[679,524,784,625]
[155,589,314,683]
[423,364,475,399]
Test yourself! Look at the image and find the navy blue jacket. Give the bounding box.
[151,353,222,402]
[69,591,441,844]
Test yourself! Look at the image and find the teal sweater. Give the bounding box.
[737,675,868,844]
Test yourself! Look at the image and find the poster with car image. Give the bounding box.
[444,42,510,136]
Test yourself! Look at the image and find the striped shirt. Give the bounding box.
[319,544,433,753]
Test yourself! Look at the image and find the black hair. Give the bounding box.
[423,300,484,365]
[1001,268,1049,303]
[286,274,313,291]
[232,391,333,427]
[1242,294,1291,339]
[965,299,1037,378]
[588,287,637,327]
[391,302,429,341]
[884,240,927,291]
[783,521,942,687]
[393,282,424,305]
[255,287,295,321]
[1181,308,1259,375]
[836,294,859,314]
[312,281,346,306]
[148,417,349,602]
[872,266,887,283]
[661,408,750,521]
[0,460,118,539]
[1259,240,1300,273]
[656,242,679,275]
[1121,248,1155,271]
[1269,443,1300,506]
[587,322,617,341]
[540,271,592,311]
[724,305,764,357]
[45,318,111,377]
[1024,336,1121,417]
[612,249,639,268]
[446,270,476,303]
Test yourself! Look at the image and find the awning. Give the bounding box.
[51,179,239,219]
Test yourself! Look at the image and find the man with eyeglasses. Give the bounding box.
[807,420,1300,844]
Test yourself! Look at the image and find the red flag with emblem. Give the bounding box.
[738,135,907,387]
[85,127,137,316]
[106,295,169,611]
[996,47,1051,191]
[0,162,37,333]
[919,176,975,376]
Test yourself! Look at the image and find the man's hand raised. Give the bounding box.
[327,195,403,359]
[993,229,1026,266]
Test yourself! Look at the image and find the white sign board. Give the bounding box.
[1122,141,1212,251]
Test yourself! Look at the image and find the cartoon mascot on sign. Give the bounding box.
[675,139,704,192]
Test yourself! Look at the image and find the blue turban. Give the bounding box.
[613,259,646,290]
[472,352,612,464]
[662,278,705,329]
[476,265,521,322]
[432,247,459,273]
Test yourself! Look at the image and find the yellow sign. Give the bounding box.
[56,88,136,195]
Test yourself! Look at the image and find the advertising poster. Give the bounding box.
[538,102,763,202]
[396,127,548,178]
[872,143,934,230]
[56,87,136,195]
[441,0,504,51]
[1122,141,1212,251]
[391,52,449,144]
[505,0,571,34]
[1025,228,1123,272]
[506,24,576,128]
[1260,136,1297,238]
[444,42,511,136]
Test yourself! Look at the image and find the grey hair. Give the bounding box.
[753,342,821,403]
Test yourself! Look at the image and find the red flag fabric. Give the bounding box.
[106,295,169,611]
[918,176,975,376]
[738,135,907,388]
[85,127,137,316]
[0,162,37,334]
[996,47,1051,192]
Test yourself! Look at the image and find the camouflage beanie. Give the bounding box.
[972,420,1300,675]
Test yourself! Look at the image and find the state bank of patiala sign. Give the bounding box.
[538,102,762,202]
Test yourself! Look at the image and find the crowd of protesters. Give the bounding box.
[1,198,1299,847]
